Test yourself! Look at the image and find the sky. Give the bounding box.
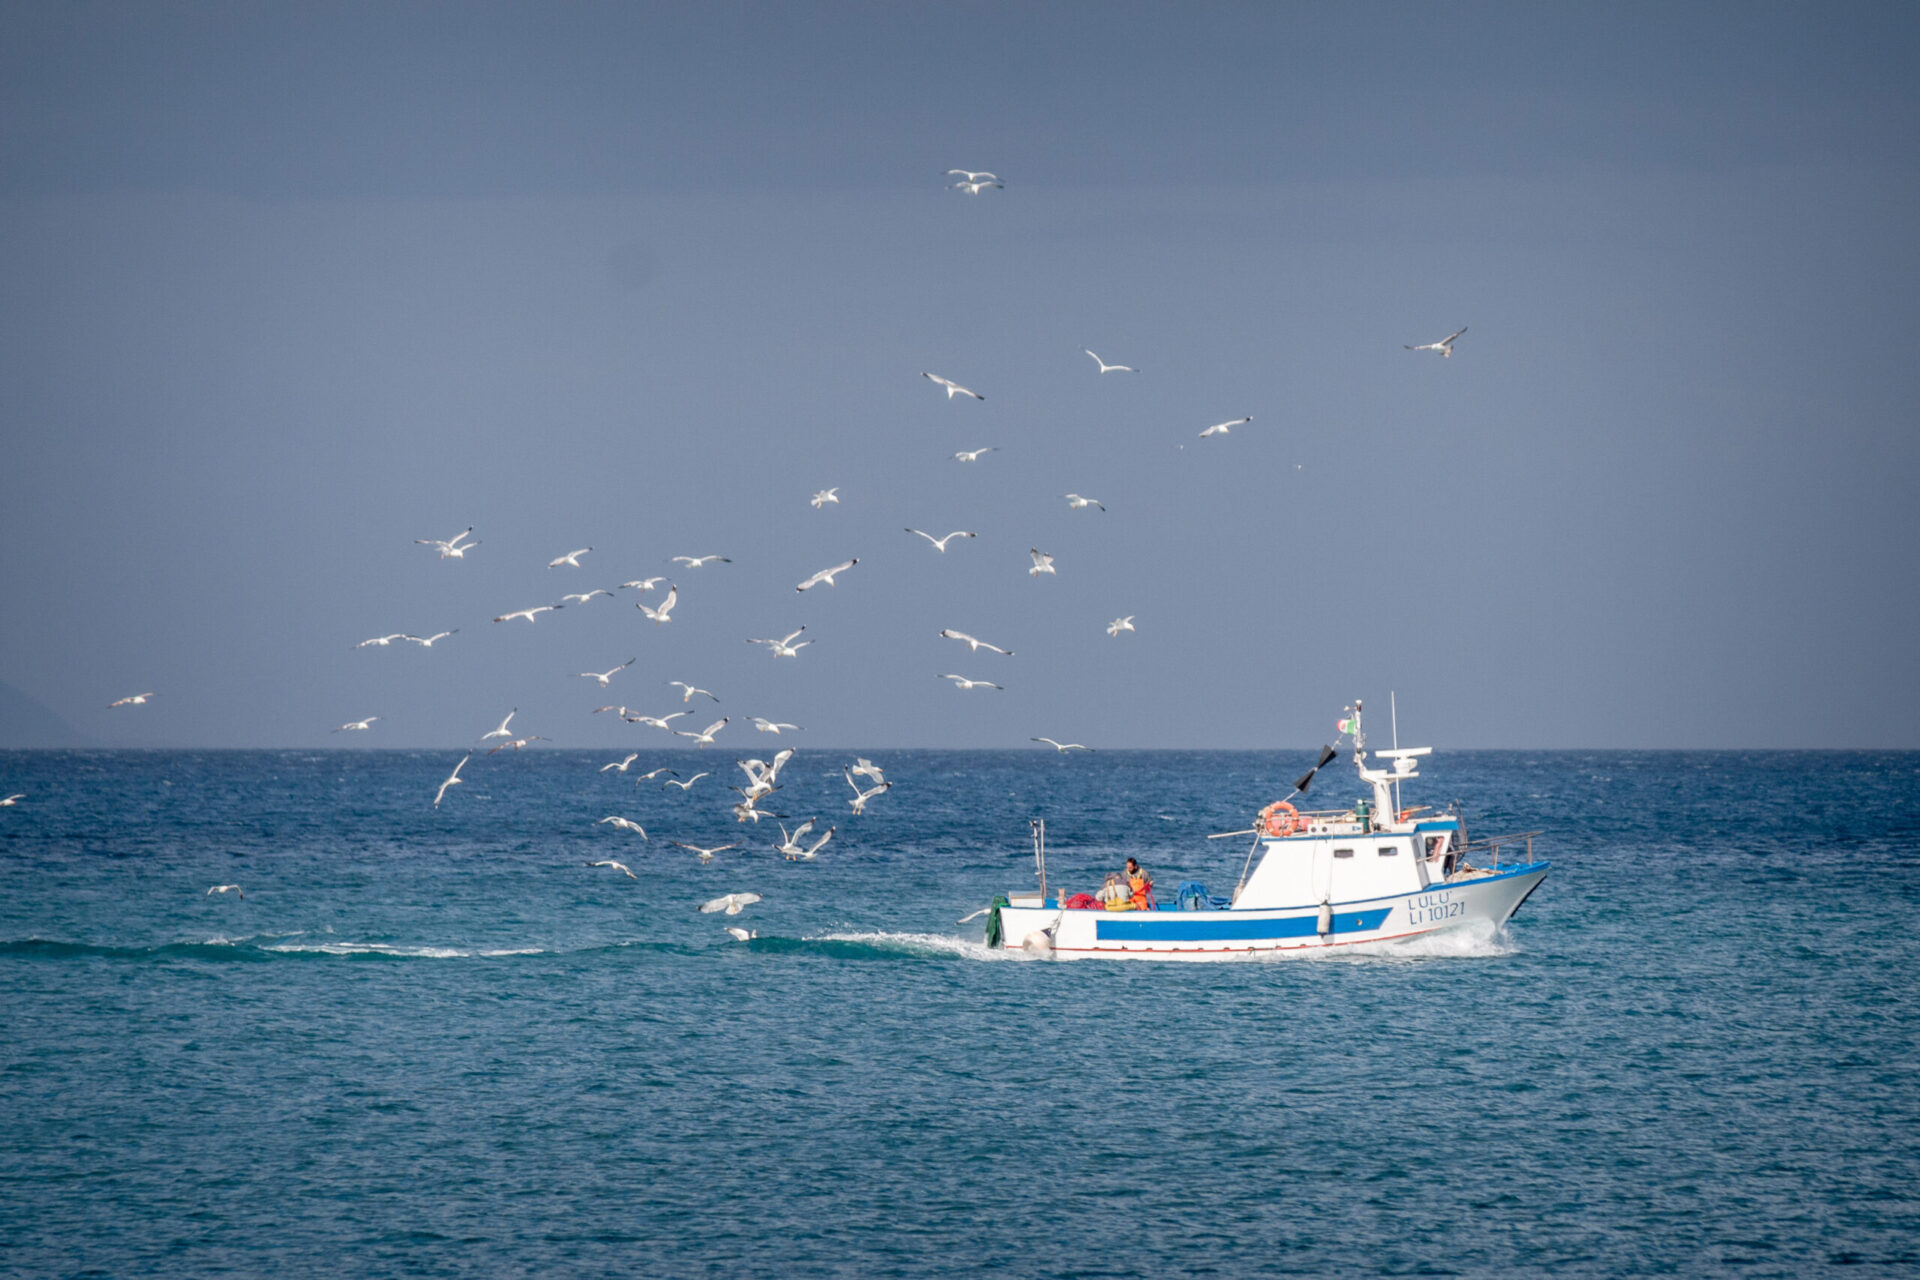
[1,1,1916,750]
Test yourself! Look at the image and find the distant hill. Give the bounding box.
[0,681,97,747]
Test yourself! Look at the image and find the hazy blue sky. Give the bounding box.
[2,2,1916,749]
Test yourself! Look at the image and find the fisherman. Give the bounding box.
[1125,858,1154,911]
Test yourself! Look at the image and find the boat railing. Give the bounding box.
[1457,831,1544,870]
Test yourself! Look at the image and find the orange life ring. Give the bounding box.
[1261,801,1299,837]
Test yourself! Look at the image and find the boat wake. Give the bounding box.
[798,930,1020,962]
[0,935,552,962]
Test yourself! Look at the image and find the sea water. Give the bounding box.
[1,749,1916,1278]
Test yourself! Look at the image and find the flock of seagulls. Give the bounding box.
[130,167,1473,943]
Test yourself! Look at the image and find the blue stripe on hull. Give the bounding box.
[1094,907,1392,942]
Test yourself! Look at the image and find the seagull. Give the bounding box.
[774,820,814,859]
[108,692,158,707]
[668,681,719,703]
[795,559,857,592]
[736,750,793,799]
[433,755,469,807]
[724,926,756,941]
[674,841,740,864]
[906,528,975,552]
[207,884,243,898]
[356,634,407,648]
[1064,494,1105,511]
[620,577,666,591]
[940,629,1013,656]
[586,859,638,879]
[627,710,694,731]
[791,825,834,861]
[1029,548,1057,577]
[1084,350,1135,374]
[947,169,999,183]
[746,628,810,658]
[939,674,1002,691]
[486,736,548,755]
[494,604,562,624]
[1032,737,1091,753]
[750,718,802,734]
[731,797,779,824]
[548,548,593,569]
[921,372,984,401]
[333,716,379,732]
[674,717,730,747]
[561,590,613,605]
[952,447,997,462]
[951,179,1003,195]
[575,658,637,688]
[1405,326,1467,357]
[1199,417,1252,438]
[600,754,640,774]
[700,892,762,916]
[402,630,458,647]
[844,770,892,815]
[848,758,885,785]
[0,794,24,806]
[636,585,678,624]
[595,816,648,838]
[1107,616,1136,637]
[636,767,677,781]
[663,772,710,791]
[811,488,839,509]
[415,527,479,559]
[592,705,637,719]
[481,710,517,741]
[670,555,731,568]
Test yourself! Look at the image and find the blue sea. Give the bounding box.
[2,749,1916,1278]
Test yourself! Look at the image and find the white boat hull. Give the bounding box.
[995,862,1547,960]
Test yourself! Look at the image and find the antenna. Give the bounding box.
[1391,691,1400,814]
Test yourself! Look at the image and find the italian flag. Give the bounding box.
[1336,716,1357,735]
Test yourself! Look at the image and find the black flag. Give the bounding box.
[1293,745,1339,795]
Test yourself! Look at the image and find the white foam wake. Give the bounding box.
[1270,921,1516,963]
[807,930,1023,961]
[260,941,546,959]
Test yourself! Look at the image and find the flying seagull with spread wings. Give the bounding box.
[1405,326,1467,357]
[747,628,810,658]
[575,658,636,688]
[907,528,975,552]
[1084,350,1135,374]
[1199,417,1252,438]
[674,717,730,747]
[939,629,1013,656]
[415,527,479,559]
[796,560,857,592]
[921,372,984,401]
[433,755,469,807]
[637,585,678,624]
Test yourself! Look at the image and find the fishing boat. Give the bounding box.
[984,701,1547,959]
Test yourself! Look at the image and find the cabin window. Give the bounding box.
[1378,845,1399,857]
[1333,848,1354,859]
